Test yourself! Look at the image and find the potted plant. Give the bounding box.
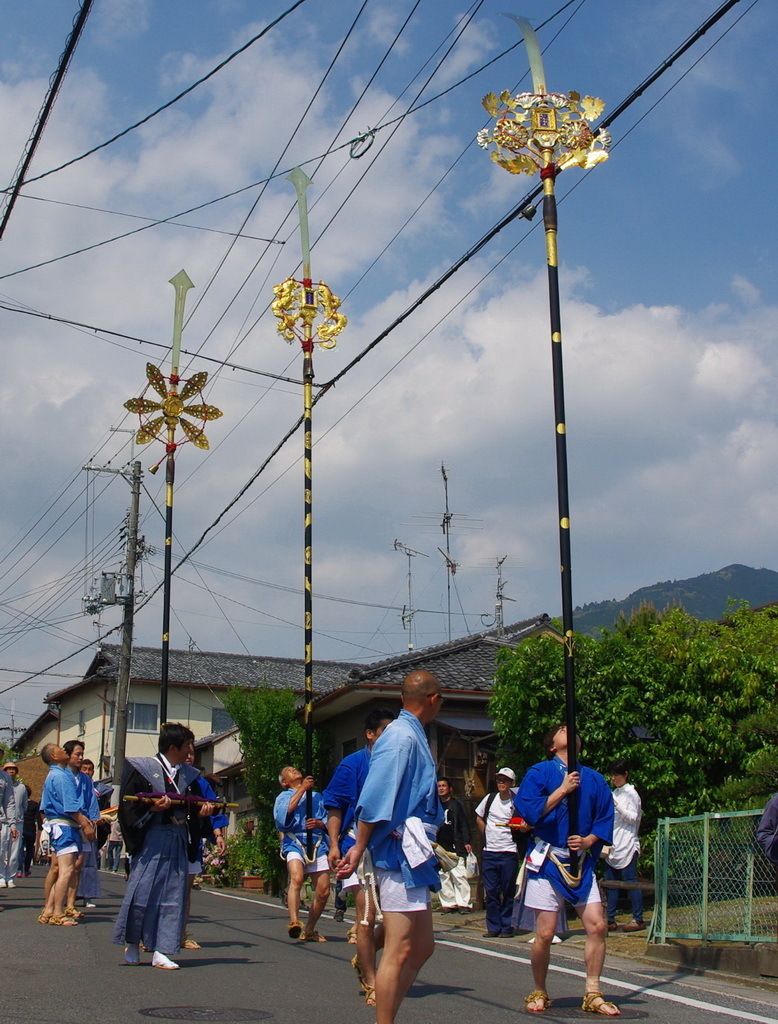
[224,829,265,890]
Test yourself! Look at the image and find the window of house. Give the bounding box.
[211,707,235,735]
[127,702,158,732]
[341,738,358,758]
[109,702,159,732]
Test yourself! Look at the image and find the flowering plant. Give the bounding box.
[202,843,230,887]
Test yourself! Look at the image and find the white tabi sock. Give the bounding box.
[152,951,180,970]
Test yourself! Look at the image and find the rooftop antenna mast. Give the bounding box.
[412,464,481,641]
[439,464,457,641]
[394,540,428,651]
[494,556,516,636]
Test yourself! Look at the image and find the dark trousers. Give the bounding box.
[482,849,519,933]
[334,877,347,913]
[604,851,643,922]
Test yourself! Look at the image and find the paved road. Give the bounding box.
[2,871,778,1024]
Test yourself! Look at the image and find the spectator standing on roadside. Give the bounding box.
[0,763,25,886]
[475,768,523,937]
[436,777,473,914]
[0,767,18,892]
[20,786,39,876]
[604,760,644,932]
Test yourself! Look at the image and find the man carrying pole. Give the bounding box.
[515,724,616,1014]
[274,765,331,943]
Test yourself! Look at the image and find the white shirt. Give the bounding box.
[606,782,642,868]
[475,789,519,853]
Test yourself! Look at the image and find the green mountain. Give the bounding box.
[573,564,778,636]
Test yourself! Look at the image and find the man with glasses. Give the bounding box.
[338,670,444,1024]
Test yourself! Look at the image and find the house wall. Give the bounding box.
[320,698,404,779]
[18,681,229,772]
[17,718,59,759]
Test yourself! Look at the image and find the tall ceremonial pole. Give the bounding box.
[272,169,346,857]
[477,15,610,868]
[123,272,223,727]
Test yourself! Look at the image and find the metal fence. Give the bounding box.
[651,808,777,945]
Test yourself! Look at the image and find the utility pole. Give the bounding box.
[112,459,141,788]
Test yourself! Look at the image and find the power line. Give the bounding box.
[20,0,312,188]
[0,0,95,239]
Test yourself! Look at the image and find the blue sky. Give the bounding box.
[0,0,775,737]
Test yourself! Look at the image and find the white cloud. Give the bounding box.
[1,0,778,730]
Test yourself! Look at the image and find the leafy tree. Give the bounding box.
[718,707,778,806]
[489,606,778,843]
[222,686,329,892]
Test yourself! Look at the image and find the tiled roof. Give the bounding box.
[324,615,555,695]
[45,644,359,702]
[44,616,555,705]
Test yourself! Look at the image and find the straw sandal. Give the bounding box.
[302,930,327,942]
[287,920,303,939]
[582,992,620,1016]
[64,906,84,919]
[182,932,201,950]
[351,953,370,991]
[48,914,78,926]
[37,913,52,924]
[525,990,552,1013]
[364,986,376,1007]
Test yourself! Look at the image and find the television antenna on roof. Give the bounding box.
[394,540,428,651]
[411,464,480,641]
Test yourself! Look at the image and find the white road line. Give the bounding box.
[200,890,778,1024]
[438,939,778,1024]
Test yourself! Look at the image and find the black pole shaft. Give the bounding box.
[541,166,579,865]
[303,339,314,858]
[160,445,175,727]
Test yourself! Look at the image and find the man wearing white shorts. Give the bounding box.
[515,725,618,1016]
[338,670,444,1024]
[273,766,330,942]
[39,743,96,926]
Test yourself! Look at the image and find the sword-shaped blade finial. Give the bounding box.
[502,14,546,94]
[169,269,194,376]
[286,167,313,280]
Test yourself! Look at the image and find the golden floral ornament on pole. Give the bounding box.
[476,89,610,175]
[271,276,347,349]
[475,15,609,177]
[125,362,222,459]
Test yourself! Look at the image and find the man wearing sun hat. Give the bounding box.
[475,767,522,937]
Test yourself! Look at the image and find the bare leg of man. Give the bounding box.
[355,887,379,991]
[576,901,619,1016]
[375,908,434,1024]
[42,851,59,916]
[66,851,84,910]
[527,909,559,1011]
[304,869,330,937]
[286,859,304,931]
[52,852,77,919]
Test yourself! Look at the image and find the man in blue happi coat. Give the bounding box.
[39,743,96,925]
[113,722,215,969]
[324,706,396,1007]
[338,670,444,1024]
[515,724,618,1016]
[61,739,100,916]
[274,766,331,942]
